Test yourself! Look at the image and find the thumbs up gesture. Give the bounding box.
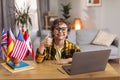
[38,34,52,54]
[43,34,52,47]
[41,34,52,47]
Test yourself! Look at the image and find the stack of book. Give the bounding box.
[1,61,34,73]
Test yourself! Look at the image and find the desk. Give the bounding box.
[0,61,120,80]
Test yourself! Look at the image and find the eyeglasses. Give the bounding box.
[55,27,68,32]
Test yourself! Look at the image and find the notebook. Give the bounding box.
[1,62,34,73]
[1,61,34,73]
[7,61,30,70]
[62,49,111,75]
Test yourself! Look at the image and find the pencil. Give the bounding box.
[57,68,65,74]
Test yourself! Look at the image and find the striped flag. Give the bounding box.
[0,29,7,60]
[6,30,14,62]
[23,29,34,59]
[10,30,28,60]
[21,28,29,59]
[9,28,16,41]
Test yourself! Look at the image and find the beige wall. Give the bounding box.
[49,0,120,37]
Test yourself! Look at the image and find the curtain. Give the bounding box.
[0,0,15,36]
[0,0,2,37]
[37,0,49,36]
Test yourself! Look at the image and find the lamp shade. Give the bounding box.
[72,18,82,30]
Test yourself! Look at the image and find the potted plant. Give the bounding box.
[15,5,32,28]
[61,2,72,20]
[10,5,32,66]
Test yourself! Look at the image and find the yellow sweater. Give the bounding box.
[35,40,80,63]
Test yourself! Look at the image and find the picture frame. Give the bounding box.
[45,16,59,30]
[87,0,102,6]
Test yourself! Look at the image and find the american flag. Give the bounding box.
[10,30,28,60]
[0,29,7,60]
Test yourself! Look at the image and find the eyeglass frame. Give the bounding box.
[54,27,68,32]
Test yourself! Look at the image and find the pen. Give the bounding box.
[57,68,65,74]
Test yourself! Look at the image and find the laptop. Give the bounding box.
[62,49,111,75]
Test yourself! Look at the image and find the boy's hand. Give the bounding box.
[38,34,52,54]
[44,34,52,47]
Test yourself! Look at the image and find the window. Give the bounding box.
[15,0,38,31]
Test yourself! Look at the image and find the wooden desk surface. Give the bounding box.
[0,61,120,80]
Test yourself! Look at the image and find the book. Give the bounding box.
[7,61,30,70]
[1,61,34,73]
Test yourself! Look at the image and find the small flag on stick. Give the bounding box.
[6,30,14,62]
[10,30,28,60]
[23,29,34,59]
[0,29,7,60]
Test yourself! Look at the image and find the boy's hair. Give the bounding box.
[51,18,71,38]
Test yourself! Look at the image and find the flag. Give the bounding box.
[9,28,16,41]
[7,30,14,62]
[23,29,34,59]
[0,49,1,56]
[22,27,25,36]
[0,29,7,60]
[21,28,29,58]
[10,30,28,60]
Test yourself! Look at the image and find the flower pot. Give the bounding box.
[11,57,21,66]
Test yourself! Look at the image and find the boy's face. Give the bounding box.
[53,23,68,40]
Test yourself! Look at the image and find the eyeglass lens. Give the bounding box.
[55,27,68,32]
